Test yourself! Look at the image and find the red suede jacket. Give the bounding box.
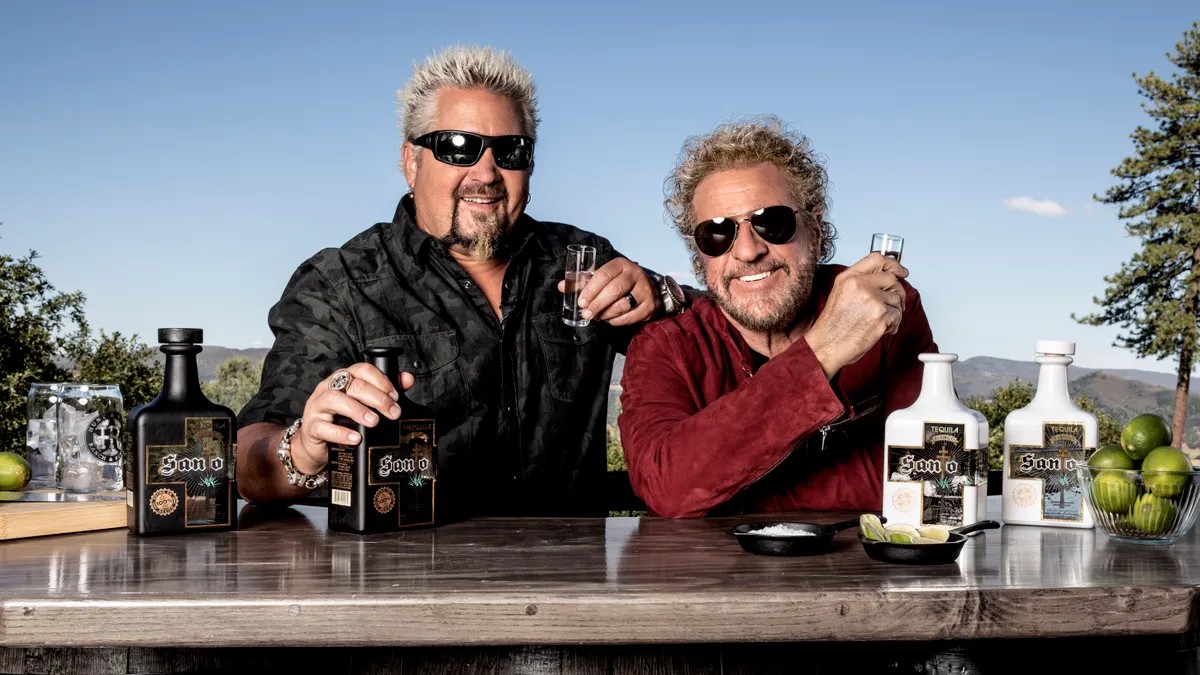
[618,265,936,517]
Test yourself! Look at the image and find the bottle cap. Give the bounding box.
[1035,340,1075,356]
[158,328,203,345]
[918,353,958,363]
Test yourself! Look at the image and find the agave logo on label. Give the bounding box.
[86,412,124,462]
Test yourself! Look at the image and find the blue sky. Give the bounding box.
[1,1,1197,372]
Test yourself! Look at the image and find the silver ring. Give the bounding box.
[624,292,638,311]
[328,371,354,392]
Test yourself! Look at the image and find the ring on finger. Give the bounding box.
[624,292,638,311]
[328,371,354,392]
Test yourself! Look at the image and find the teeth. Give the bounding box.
[463,197,499,204]
[738,271,771,283]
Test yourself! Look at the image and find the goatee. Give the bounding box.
[442,185,512,262]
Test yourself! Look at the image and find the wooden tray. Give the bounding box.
[0,498,126,540]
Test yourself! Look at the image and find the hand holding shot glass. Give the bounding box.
[562,244,597,327]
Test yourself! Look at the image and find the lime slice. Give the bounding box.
[859,514,886,541]
[883,523,920,540]
[887,531,916,544]
[917,526,950,543]
[914,536,941,544]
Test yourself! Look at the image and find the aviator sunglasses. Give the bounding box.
[410,130,535,170]
[692,205,800,257]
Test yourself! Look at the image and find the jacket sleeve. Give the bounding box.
[618,325,847,518]
[237,259,359,429]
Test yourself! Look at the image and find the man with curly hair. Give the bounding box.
[619,117,937,517]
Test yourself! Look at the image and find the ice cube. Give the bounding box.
[56,402,79,430]
[59,461,96,491]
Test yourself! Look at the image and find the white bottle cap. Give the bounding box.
[1036,340,1075,356]
[918,353,958,363]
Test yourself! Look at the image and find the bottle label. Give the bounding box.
[330,445,355,495]
[86,412,123,463]
[367,418,436,527]
[1008,422,1093,522]
[887,423,976,526]
[145,417,234,528]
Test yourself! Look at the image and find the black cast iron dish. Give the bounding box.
[858,520,1001,565]
[732,516,886,556]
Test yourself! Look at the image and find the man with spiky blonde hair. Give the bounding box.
[619,117,936,517]
[237,46,689,517]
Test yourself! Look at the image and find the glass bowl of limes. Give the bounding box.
[1078,415,1199,544]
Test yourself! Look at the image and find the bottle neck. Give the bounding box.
[1031,355,1072,404]
[915,362,957,404]
[160,344,202,402]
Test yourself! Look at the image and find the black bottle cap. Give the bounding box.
[158,328,203,344]
[363,346,403,358]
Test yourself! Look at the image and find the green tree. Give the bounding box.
[201,357,263,415]
[965,379,1034,471]
[67,330,163,411]
[0,244,87,454]
[1,231,165,454]
[1074,393,1123,448]
[1074,23,1200,444]
[965,380,1123,471]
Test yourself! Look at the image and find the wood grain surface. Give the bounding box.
[0,499,125,541]
[0,497,1197,648]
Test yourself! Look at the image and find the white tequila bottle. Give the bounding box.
[1002,341,1097,528]
[883,354,984,528]
[970,408,990,523]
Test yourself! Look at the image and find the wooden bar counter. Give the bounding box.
[0,496,1198,674]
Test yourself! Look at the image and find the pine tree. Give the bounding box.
[1075,22,1200,444]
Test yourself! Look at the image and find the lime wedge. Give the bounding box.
[915,536,941,544]
[859,514,886,541]
[917,526,950,543]
[883,523,920,540]
[888,531,916,544]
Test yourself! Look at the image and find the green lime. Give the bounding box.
[1121,414,1172,462]
[1091,470,1138,514]
[859,514,885,541]
[1130,493,1176,535]
[887,531,916,544]
[0,451,31,491]
[1141,446,1193,498]
[1089,444,1136,470]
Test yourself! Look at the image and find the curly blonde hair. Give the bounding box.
[664,116,836,281]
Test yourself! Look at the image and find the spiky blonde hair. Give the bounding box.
[398,45,541,144]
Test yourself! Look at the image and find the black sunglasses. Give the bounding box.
[410,130,535,170]
[692,205,800,257]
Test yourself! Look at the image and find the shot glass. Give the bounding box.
[871,233,904,262]
[562,244,597,327]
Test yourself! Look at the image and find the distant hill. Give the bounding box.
[153,346,270,382]
[951,356,1181,399]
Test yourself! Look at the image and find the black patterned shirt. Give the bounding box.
[238,195,626,517]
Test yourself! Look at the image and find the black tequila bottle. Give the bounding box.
[127,329,238,535]
[328,346,439,534]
